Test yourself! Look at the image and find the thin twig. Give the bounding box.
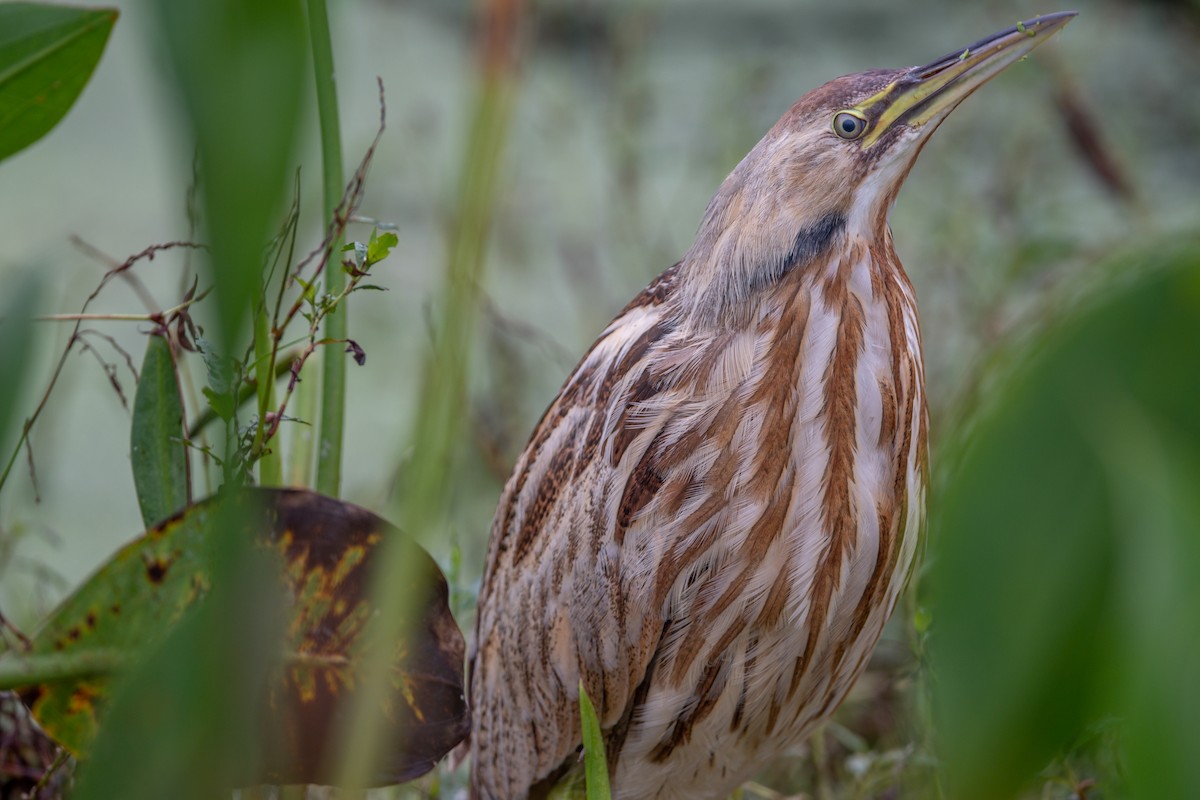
[36,287,212,323]
[70,235,161,314]
[74,337,129,411]
[0,608,32,651]
[23,437,40,503]
[254,79,388,458]
[77,329,139,384]
[0,241,205,497]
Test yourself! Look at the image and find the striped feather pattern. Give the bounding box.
[470,69,929,800]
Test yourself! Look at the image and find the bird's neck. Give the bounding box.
[674,184,900,331]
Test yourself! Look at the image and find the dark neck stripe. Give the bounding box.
[743,212,845,297]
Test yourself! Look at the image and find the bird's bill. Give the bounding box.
[859,11,1077,148]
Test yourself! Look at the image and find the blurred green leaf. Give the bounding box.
[0,274,40,448]
[150,0,306,351]
[0,3,116,163]
[5,488,467,791]
[70,492,281,800]
[1094,382,1200,797]
[130,335,190,528]
[930,245,1200,798]
[579,681,612,800]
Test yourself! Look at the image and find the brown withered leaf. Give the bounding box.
[14,488,468,787]
[259,490,468,785]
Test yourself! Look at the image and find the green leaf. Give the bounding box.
[930,245,1200,798]
[130,335,190,528]
[579,681,612,800]
[4,488,468,788]
[1096,404,1200,797]
[295,275,317,304]
[0,3,117,163]
[342,240,368,267]
[150,0,306,350]
[367,230,398,265]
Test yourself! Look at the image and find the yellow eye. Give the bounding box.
[833,111,867,140]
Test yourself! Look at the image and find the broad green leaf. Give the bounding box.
[0,3,117,163]
[130,335,190,528]
[5,488,468,788]
[579,681,613,800]
[930,245,1200,798]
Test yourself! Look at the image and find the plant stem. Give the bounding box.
[307,0,346,497]
[252,300,282,485]
[399,17,517,541]
[0,650,123,690]
[333,0,524,789]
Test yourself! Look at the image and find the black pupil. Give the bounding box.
[841,117,858,134]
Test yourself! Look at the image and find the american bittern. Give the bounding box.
[470,13,1075,799]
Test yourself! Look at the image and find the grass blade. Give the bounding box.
[307,0,347,497]
[579,682,612,800]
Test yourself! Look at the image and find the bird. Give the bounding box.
[468,13,1075,800]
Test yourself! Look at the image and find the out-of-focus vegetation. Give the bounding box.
[0,0,1198,797]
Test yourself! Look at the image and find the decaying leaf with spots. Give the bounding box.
[260,490,469,784]
[12,488,468,786]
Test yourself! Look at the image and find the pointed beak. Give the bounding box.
[860,11,1077,148]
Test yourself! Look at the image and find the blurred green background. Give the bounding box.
[1,0,1198,796]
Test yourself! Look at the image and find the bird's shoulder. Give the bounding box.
[478,261,685,596]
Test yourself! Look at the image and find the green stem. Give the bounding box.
[187,354,297,440]
[252,302,282,485]
[333,2,523,787]
[0,649,123,690]
[400,68,514,540]
[307,0,346,497]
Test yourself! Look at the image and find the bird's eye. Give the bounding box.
[833,111,867,140]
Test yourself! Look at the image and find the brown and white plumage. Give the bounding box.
[469,14,1074,800]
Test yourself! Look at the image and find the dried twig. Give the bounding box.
[0,241,205,497]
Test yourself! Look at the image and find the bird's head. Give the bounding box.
[680,12,1076,325]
